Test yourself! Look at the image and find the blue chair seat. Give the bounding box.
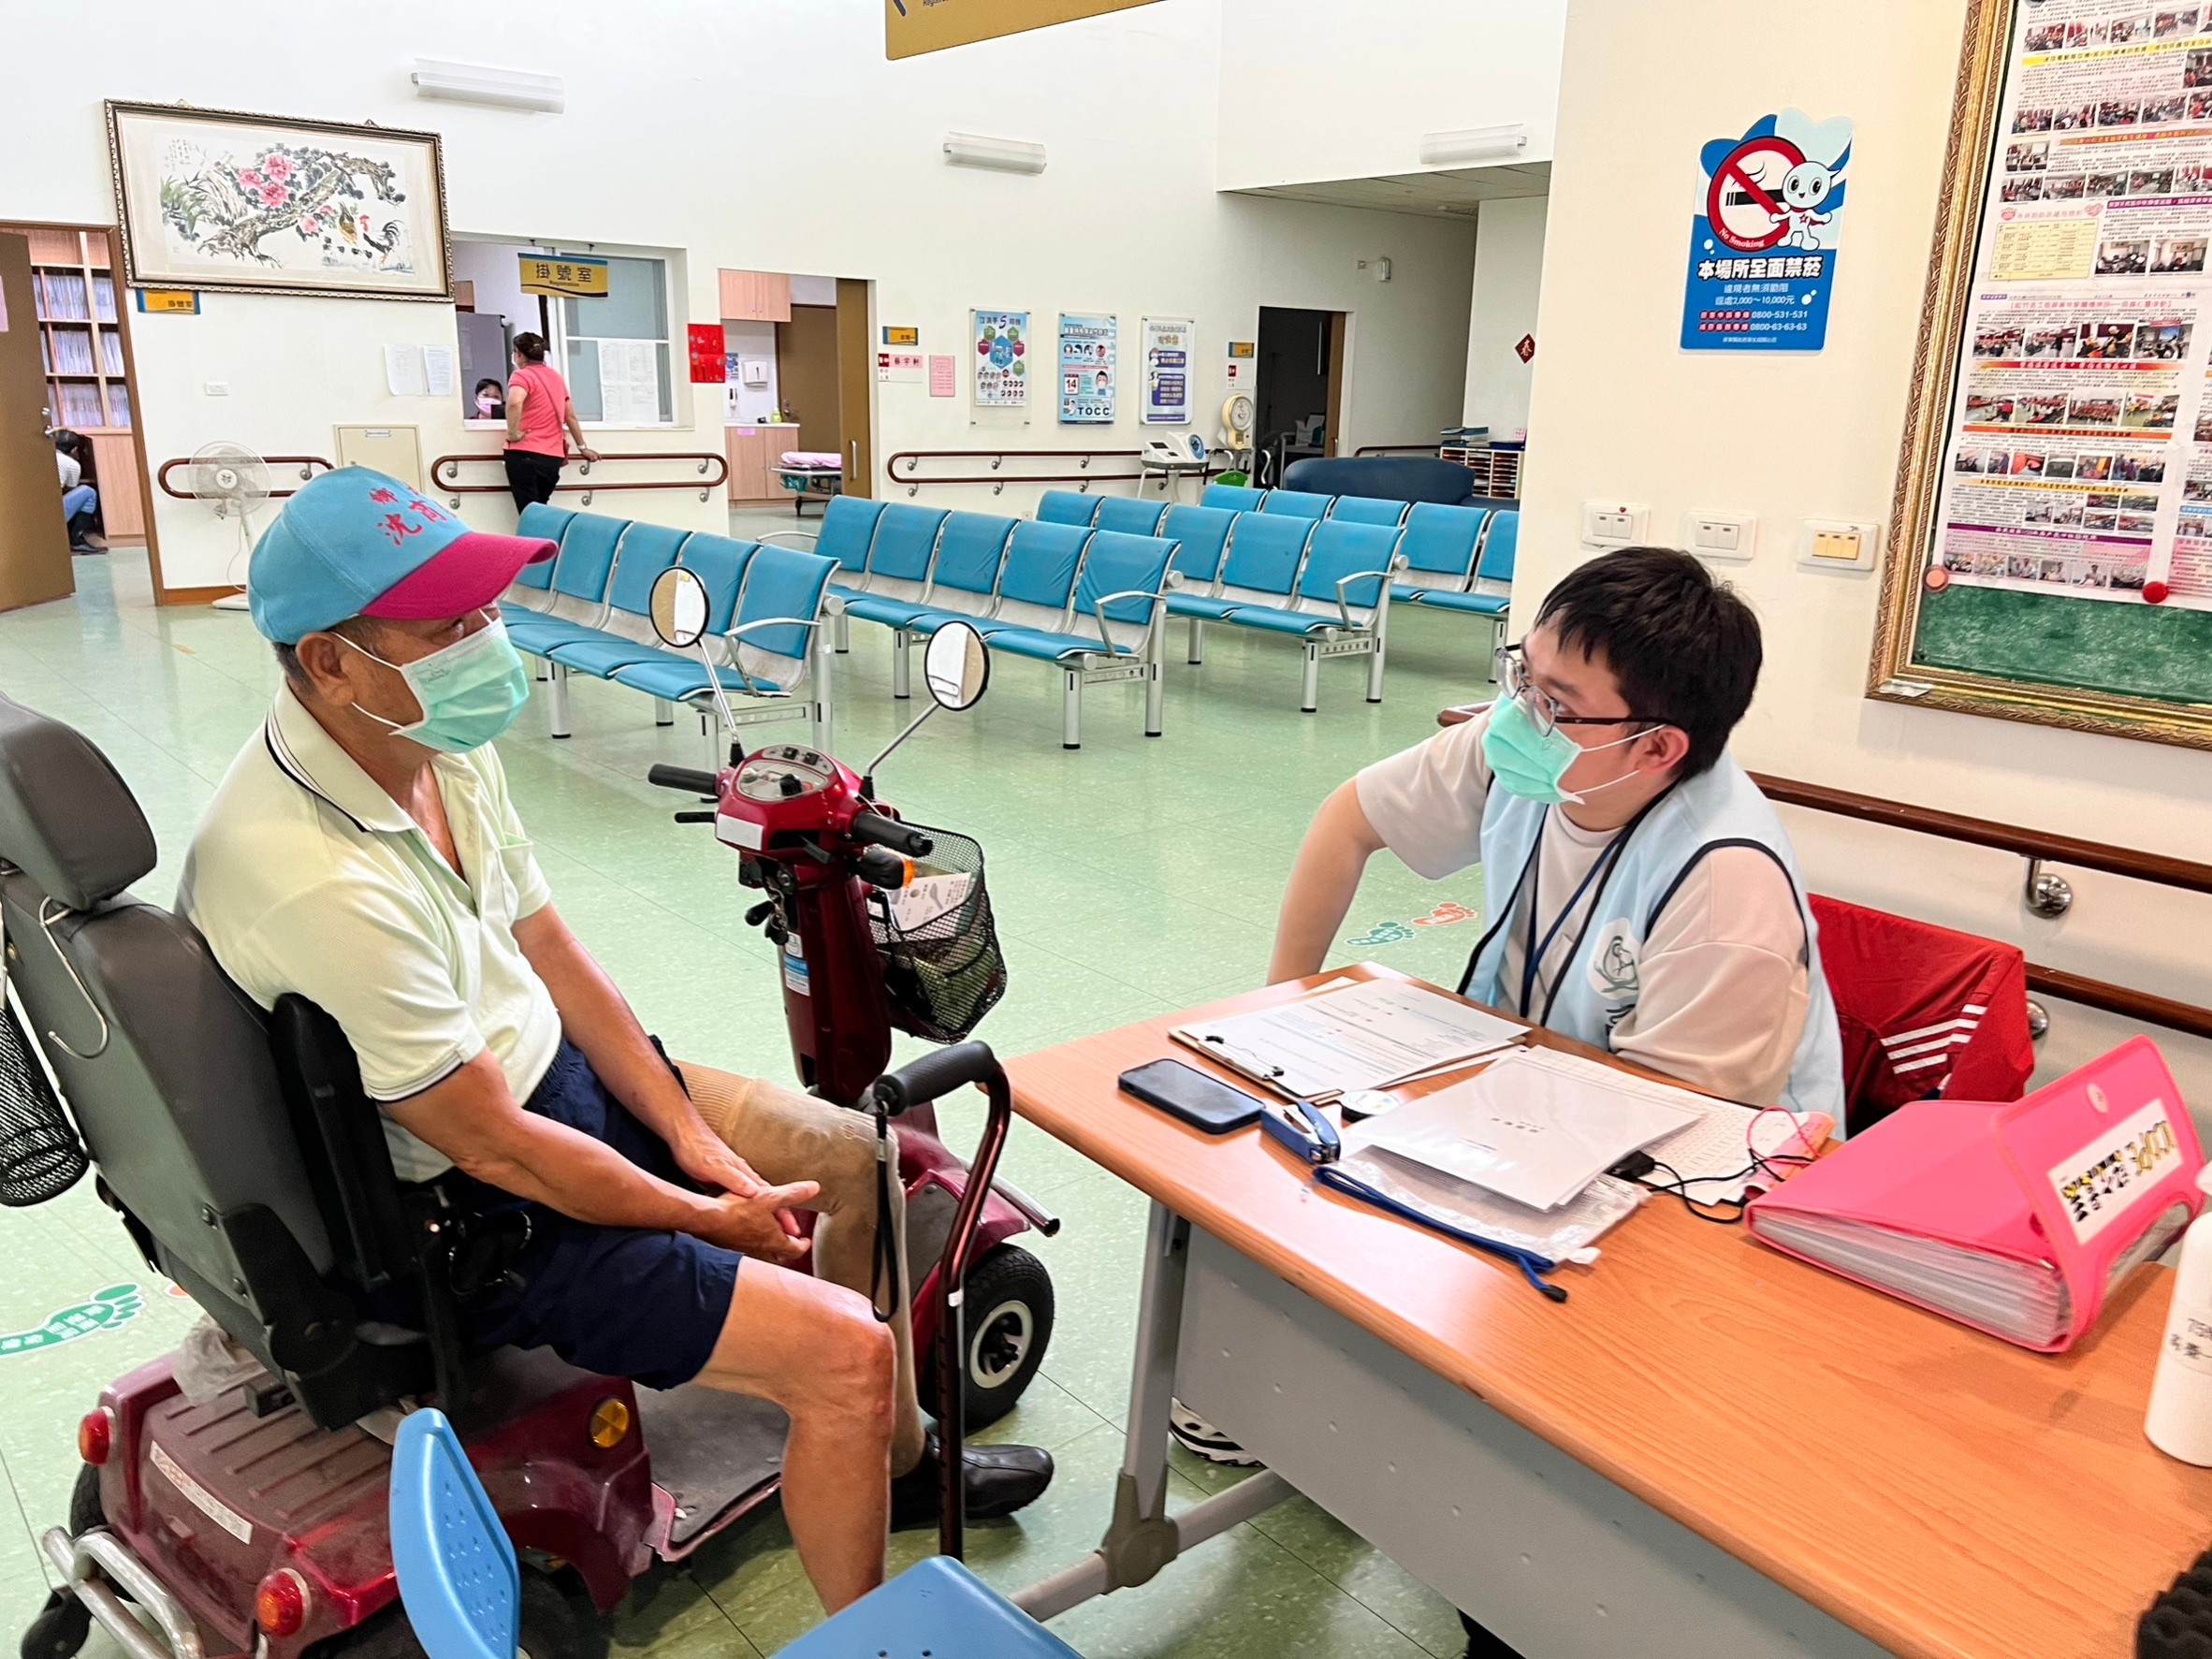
[545,635,665,677]
[503,615,609,651]
[1414,589,1509,616]
[776,1558,1081,1659]
[981,625,1131,662]
[610,656,783,700]
[1216,604,1332,636]
[1165,593,1241,621]
[840,593,934,629]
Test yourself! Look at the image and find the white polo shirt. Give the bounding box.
[177,688,563,1181]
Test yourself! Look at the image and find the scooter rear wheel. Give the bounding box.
[924,1243,1054,1432]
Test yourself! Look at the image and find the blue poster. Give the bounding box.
[1058,313,1117,423]
[1681,110,1853,352]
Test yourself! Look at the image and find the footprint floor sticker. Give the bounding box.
[0,1285,144,1358]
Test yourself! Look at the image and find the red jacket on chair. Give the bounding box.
[1809,895,2036,1136]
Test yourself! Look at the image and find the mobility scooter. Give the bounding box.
[3,613,1048,1659]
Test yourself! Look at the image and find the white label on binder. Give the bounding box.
[2048,1099,2183,1244]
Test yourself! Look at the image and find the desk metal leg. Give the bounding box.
[1013,1202,1294,1622]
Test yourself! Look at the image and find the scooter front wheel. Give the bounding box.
[923,1243,1055,1432]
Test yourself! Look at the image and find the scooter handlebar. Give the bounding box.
[648,764,720,795]
[873,1041,1002,1115]
[850,810,933,859]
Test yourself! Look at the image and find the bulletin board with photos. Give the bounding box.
[1873,0,2212,749]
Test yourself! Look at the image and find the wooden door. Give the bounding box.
[776,304,841,457]
[0,233,72,611]
[835,278,872,500]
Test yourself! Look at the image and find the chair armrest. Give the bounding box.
[1332,568,1394,627]
[822,592,848,617]
[720,615,822,693]
[1085,586,1167,648]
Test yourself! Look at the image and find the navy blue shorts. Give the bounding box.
[454,1040,740,1390]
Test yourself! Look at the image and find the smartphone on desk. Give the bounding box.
[1119,1058,1265,1134]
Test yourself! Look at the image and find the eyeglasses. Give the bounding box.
[1493,643,1667,739]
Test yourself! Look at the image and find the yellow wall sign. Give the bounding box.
[886,0,1161,59]
[518,255,610,298]
[882,325,919,346]
[134,288,198,314]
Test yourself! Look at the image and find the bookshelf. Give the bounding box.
[1437,442,1522,502]
[17,226,145,539]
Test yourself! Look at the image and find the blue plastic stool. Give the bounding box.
[387,1410,520,1659]
[776,1557,1080,1657]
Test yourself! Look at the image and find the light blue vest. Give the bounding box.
[1460,753,1846,1120]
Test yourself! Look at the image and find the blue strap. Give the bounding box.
[1314,1164,1568,1302]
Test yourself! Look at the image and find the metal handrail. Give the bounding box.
[155,454,332,501]
[884,446,1225,498]
[1432,704,2212,1040]
[430,450,729,506]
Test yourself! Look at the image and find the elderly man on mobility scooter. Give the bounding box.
[174,469,1053,1615]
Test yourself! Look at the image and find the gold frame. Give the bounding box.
[1869,0,2212,751]
[104,100,452,302]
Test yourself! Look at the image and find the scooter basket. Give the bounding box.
[0,991,86,1207]
[869,825,1007,1043]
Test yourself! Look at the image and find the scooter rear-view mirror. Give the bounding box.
[923,619,991,712]
[866,621,993,785]
[648,566,710,649]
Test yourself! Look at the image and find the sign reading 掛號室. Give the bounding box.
[1681,110,1853,352]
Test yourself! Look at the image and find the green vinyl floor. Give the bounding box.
[0,538,1501,1659]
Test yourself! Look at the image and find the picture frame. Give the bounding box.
[1870,0,2212,752]
[105,100,452,302]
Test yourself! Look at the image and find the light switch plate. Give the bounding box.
[1581,501,1650,548]
[1683,511,1755,561]
[1797,517,1881,573]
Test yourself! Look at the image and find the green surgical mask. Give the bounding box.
[1480,694,1649,806]
[340,613,531,754]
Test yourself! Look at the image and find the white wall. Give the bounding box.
[1462,196,1546,438]
[1,0,1477,582]
[1524,0,2212,1107]
[1217,0,1566,186]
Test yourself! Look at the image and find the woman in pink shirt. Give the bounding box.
[502,331,598,510]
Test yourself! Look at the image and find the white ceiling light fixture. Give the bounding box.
[943,132,1047,175]
[411,59,565,114]
[1419,123,1529,167]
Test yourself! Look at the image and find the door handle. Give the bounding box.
[849,439,859,476]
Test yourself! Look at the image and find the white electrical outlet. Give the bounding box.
[1683,511,1755,561]
[1580,502,1649,548]
[1797,518,1882,573]
[204,381,230,397]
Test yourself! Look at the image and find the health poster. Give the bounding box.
[1142,316,1192,424]
[1058,313,1117,423]
[971,309,1029,406]
[1928,6,2212,612]
[1681,109,1853,351]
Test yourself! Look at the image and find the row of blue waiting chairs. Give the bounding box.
[498,502,837,766]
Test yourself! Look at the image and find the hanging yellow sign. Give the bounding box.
[517,254,610,298]
[885,0,1161,59]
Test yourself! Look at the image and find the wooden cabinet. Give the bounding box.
[719,269,792,324]
[87,431,144,538]
[725,422,801,502]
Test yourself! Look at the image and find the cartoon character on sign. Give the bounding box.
[1780,160,1839,249]
[1701,112,1852,254]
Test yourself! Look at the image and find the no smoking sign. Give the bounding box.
[1681,109,1853,353]
[1707,134,1805,253]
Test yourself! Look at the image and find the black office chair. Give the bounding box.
[0,691,473,1428]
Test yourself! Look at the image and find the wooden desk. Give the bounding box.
[1005,965,2212,1658]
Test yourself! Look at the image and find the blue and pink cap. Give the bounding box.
[248,466,556,645]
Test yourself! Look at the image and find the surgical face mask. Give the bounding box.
[475,393,498,415]
[337,613,530,754]
[1481,693,1652,806]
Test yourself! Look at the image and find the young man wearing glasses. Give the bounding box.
[1268,545,1844,1119]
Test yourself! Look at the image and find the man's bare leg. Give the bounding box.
[694,1260,894,1613]
[679,1064,928,1472]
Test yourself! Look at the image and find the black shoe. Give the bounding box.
[889,1430,1054,1530]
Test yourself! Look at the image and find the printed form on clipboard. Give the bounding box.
[1171,975,1526,1101]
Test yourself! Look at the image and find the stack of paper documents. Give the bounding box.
[1351,1047,1704,1211]
[1172,978,1523,1101]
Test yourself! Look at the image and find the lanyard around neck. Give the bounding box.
[1517,808,1636,1023]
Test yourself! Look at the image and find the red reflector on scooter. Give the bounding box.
[255,1569,310,1637]
[77,1409,111,1466]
